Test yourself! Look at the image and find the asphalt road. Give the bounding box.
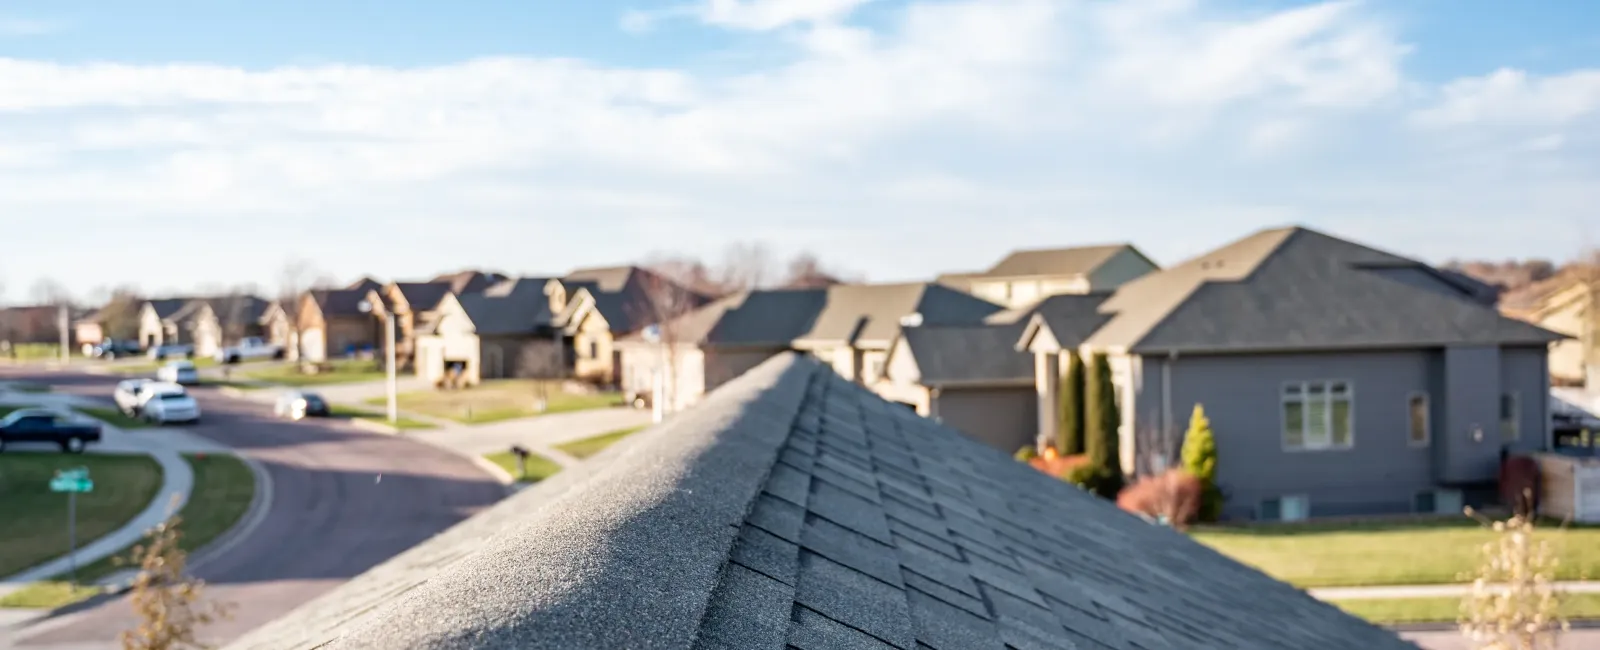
[0,367,507,649]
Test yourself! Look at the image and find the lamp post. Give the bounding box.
[357,300,398,424]
[642,324,663,424]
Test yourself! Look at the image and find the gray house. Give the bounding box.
[879,292,1115,454]
[1019,226,1565,520]
[224,354,1414,650]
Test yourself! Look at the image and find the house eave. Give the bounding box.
[923,377,1035,389]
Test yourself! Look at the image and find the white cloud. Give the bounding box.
[0,0,1596,298]
[623,0,873,33]
[1412,67,1600,127]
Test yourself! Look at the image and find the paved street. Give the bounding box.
[0,368,506,649]
[1402,627,1600,649]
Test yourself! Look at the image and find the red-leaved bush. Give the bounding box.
[1028,447,1089,478]
[1116,470,1202,530]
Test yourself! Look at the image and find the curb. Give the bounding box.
[348,418,401,436]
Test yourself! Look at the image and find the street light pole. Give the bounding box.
[385,314,397,424]
[58,305,68,365]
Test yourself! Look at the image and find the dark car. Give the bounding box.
[274,390,331,420]
[0,408,103,453]
[89,339,143,360]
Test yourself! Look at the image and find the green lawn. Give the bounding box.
[242,359,387,387]
[0,453,256,609]
[376,380,624,424]
[327,404,436,430]
[72,405,150,430]
[1331,593,1600,624]
[2,382,51,393]
[0,454,164,578]
[1193,517,1600,588]
[483,450,563,483]
[555,426,648,460]
[3,344,75,361]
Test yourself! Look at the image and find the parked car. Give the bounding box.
[157,360,200,386]
[0,408,102,453]
[114,378,155,415]
[215,336,285,364]
[148,343,195,360]
[86,339,143,359]
[274,390,330,420]
[141,385,201,425]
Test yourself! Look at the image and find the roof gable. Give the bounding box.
[899,323,1033,385]
[223,354,1416,650]
[1087,226,1564,353]
[980,244,1137,279]
[455,289,553,336]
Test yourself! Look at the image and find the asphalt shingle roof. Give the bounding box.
[981,244,1135,278]
[311,289,374,318]
[223,354,1414,650]
[145,298,191,320]
[898,324,1033,385]
[1085,226,1564,353]
[431,270,509,295]
[456,292,554,336]
[392,283,455,312]
[796,283,1005,348]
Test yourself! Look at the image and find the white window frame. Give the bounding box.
[1500,391,1521,441]
[1281,380,1355,452]
[1407,391,1431,448]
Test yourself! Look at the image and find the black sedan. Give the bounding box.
[0,408,103,453]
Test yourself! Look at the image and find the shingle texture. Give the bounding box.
[982,244,1132,278]
[223,354,1415,650]
[899,324,1032,385]
[392,282,456,312]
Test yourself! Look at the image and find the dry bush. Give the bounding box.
[1115,470,1201,530]
[119,513,233,650]
[1458,509,1569,650]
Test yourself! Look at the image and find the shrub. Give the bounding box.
[1034,452,1088,477]
[1065,463,1122,498]
[1459,510,1569,647]
[1081,352,1123,499]
[1116,470,1201,530]
[1058,351,1085,455]
[1180,404,1222,522]
[1014,446,1038,461]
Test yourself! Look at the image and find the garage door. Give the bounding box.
[935,387,1038,452]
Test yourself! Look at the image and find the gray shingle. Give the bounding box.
[224,354,1418,650]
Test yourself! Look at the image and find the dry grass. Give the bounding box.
[379,379,623,424]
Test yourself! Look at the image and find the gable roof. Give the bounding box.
[1084,226,1566,354]
[223,354,1413,650]
[346,277,384,293]
[484,276,558,299]
[455,291,554,336]
[561,266,637,293]
[1009,293,1116,352]
[144,298,192,320]
[897,323,1034,386]
[390,282,455,313]
[431,270,508,295]
[310,289,373,318]
[173,296,272,326]
[943,244,1146,285]
[794,283,1005,348]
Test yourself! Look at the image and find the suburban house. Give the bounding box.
[938,243,1159,307]
[72,310,106,348]
[411,280,563,386]
[366,281,462,370]
[225,354,1415,650]
[179,296,274,357]
[877,293,1112,453]
[136,298,197,349]
[1511,269,1598,387]
[0,304,78,347]
[1018,226,1566,520]
[345,277,385,294]
[297,289,380,362]
[547,266,710,386]
[614,282,1004,415]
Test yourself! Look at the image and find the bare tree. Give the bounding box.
[717,241,775,293]
[97,286,145,342]
[626,272,704,415]
[29,278,73,307]
[642,253,728,298]
[277,259,318,362]
[779,251,860,288]
[515,341,566,410]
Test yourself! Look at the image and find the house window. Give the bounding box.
[1259,495,1310,522]
[587,339,599,360]
[1282,381,1353,451]
[1408,392,1430,447]
[1500,392,1520,441]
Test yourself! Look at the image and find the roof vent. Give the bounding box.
[899,313,924,327]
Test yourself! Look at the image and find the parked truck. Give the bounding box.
[215,336,285,364]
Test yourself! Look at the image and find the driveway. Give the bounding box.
[0,369,506,649]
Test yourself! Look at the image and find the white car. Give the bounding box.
[215,336,285,364]
[157,360,200,386]
[140,383,201,425]
[114,378,154,415]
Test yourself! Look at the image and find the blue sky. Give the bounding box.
[1,0,1598,301]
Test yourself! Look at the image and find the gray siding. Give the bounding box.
[1138,351,1436,519]
[933,386,1037,453]
[1135,345,1555,520]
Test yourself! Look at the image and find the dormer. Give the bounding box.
[545,279,569,314]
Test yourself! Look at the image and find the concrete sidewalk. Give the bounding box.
[1312,580,1600,600]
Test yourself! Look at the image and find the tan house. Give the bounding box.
[137,298,197,349]
[179,296,274,357]
[1517,272,1598,386]
[938,243,1159,307]
[546,266,709,386]
[615,282,1003,415]
[365,281,461,370]
[298,289,380,362]
[412,285,562,386]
